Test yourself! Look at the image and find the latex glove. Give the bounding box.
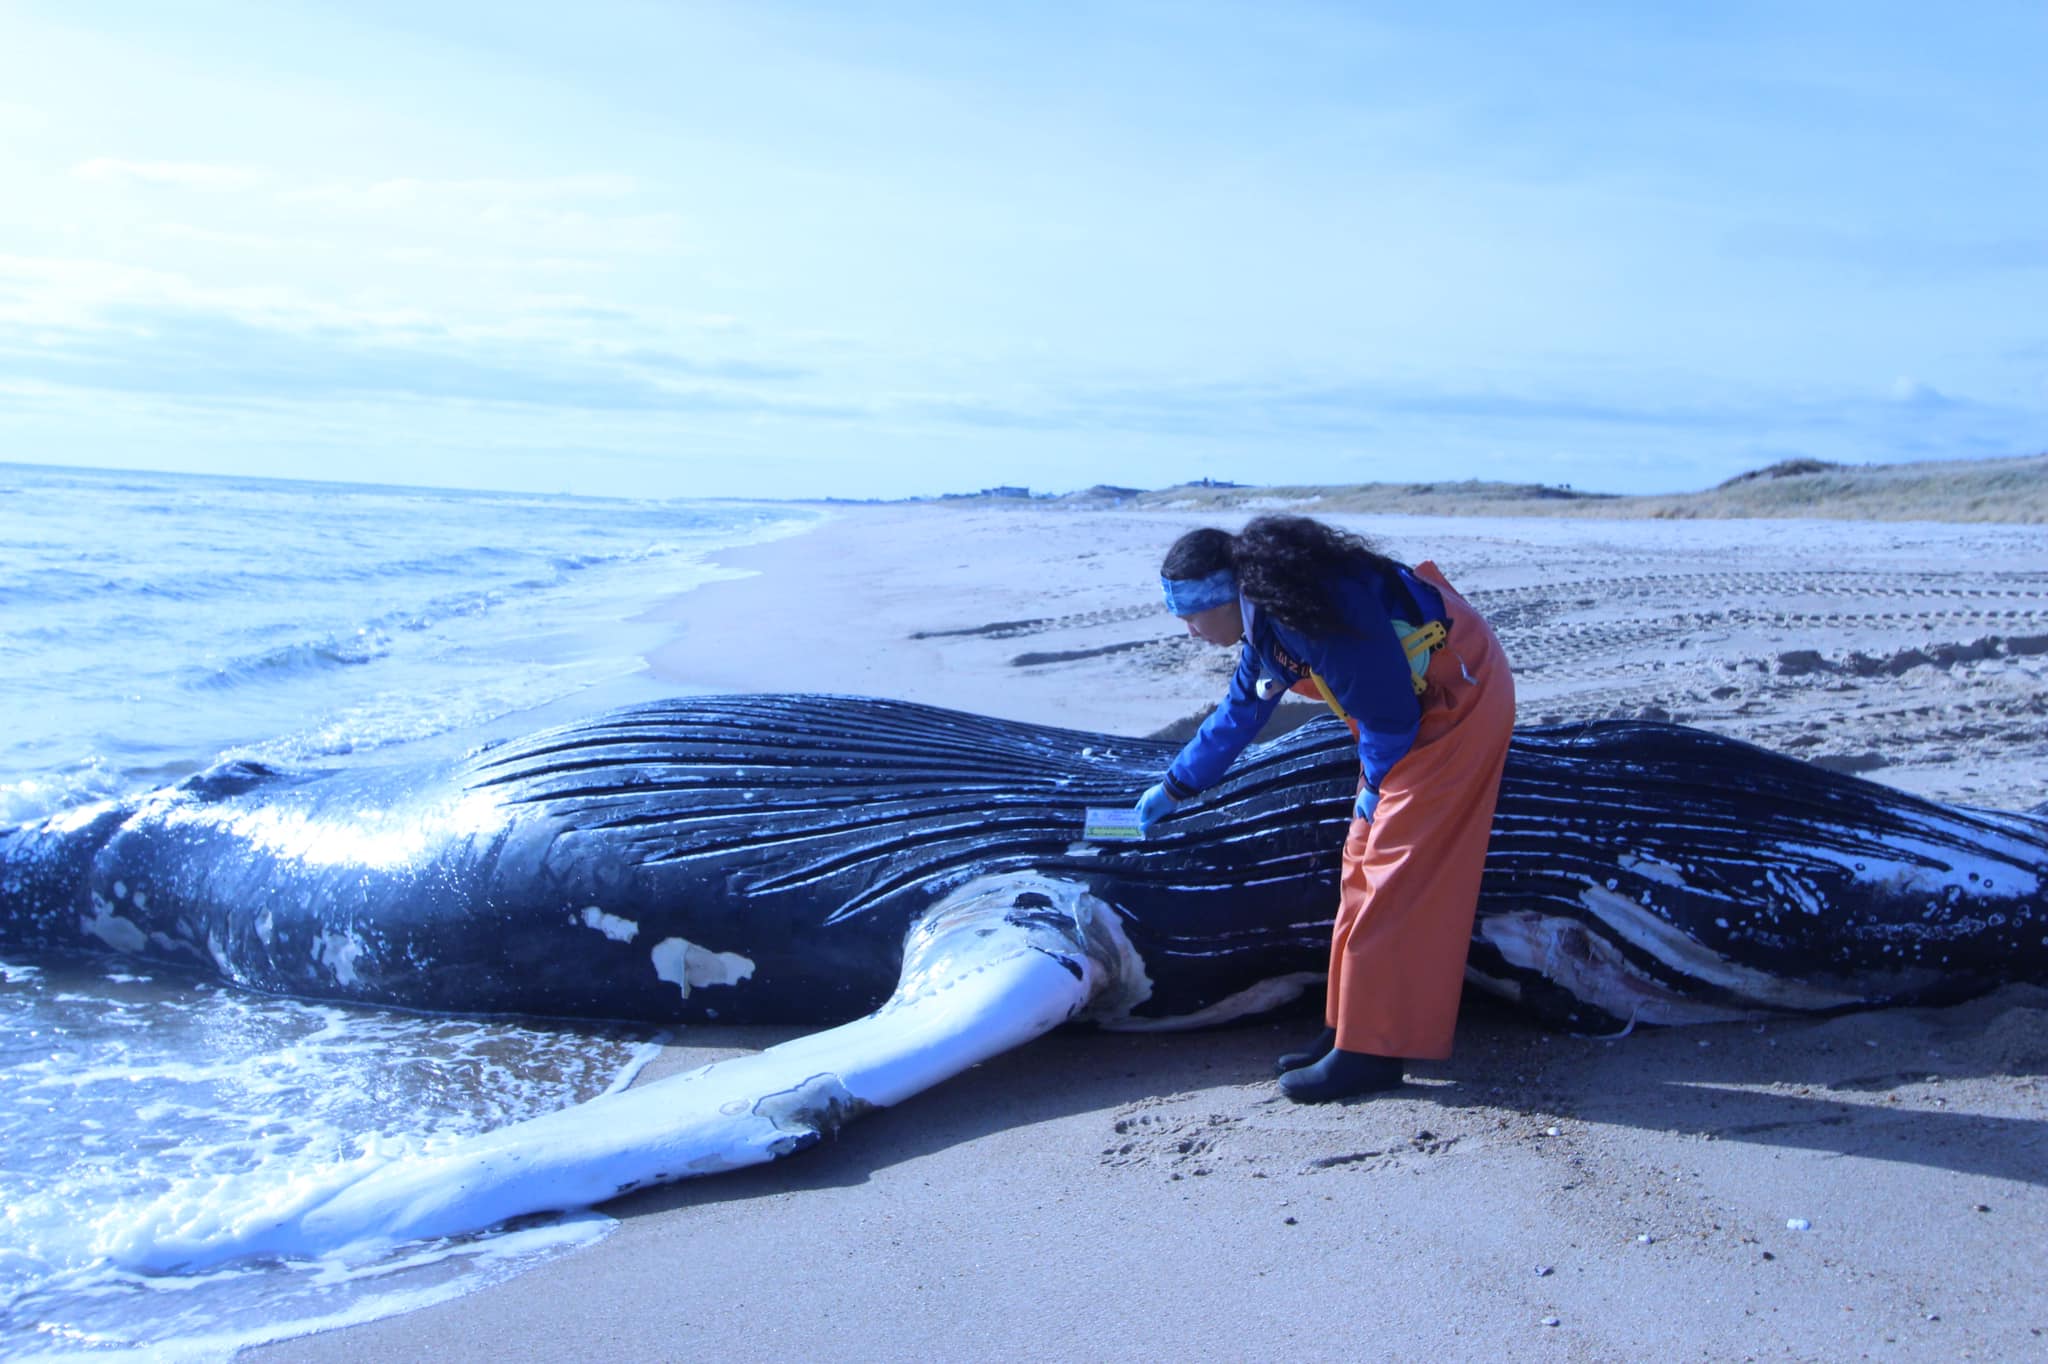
[1135,782,1178,832]
[1353,786,1380,823]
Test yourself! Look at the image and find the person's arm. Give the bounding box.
[1163,639,1287,800]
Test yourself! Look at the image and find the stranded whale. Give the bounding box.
[4,694,2044,1264]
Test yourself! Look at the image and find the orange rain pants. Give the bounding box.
[1325,561,1514,1060]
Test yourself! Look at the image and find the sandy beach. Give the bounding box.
[247,505,2048,1363]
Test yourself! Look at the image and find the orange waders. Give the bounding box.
[1326,561,1514,1060]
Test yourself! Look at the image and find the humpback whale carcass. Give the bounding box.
[3,694,2044,1265]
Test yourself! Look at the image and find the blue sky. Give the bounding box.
[1,1,2043,499]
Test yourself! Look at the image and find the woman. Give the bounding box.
[1134,516,1515,1103]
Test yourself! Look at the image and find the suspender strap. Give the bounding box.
[1309,671,1351,725]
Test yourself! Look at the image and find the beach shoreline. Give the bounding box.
[246,504,2048,1363]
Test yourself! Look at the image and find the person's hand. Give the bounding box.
[1353,786,1380,823]
[1135,782,1177,832]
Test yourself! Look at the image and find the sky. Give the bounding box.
[0,1,2043,500]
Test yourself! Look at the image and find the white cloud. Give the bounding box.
[285,173,641,206]
[278,175,687,256]
[0,249,764,378]
[0,252,438,335]
[0,254,193,327]
[372,244,608,276]
[71,158,263,189]
[46,171,690,271]
[272,174,684,250]
[1889,378,1959,410]
[152,223,288,251]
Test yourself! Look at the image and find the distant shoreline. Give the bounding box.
[832,451,2048,524]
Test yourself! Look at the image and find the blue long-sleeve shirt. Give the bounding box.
[1163,561,1448,802]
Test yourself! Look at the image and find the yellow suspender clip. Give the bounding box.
[1392,618,1448,695]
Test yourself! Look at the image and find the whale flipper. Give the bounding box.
[104,874,1136,1271]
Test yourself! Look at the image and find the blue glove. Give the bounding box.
[1353,786,1380,823]
[1136,782,1178,832]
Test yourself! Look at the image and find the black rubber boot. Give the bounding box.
[1274,1026,1337,1076]
[1276,1049,1405,1103]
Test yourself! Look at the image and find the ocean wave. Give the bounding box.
[0,568,133,607]
[223,654,651,767]
[350,543,691,633]
[2,544,696,622]
[547,543,677,574]
[2,568,346,608]
[0,766,129,826]
[131,555,498,601]
[1,546,585,612]
[295,544,546,588]
[0,968,648,1358]
[185,632,395,692]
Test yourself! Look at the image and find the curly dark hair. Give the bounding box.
[1160,526,1235,580]
[1161,515,1393,637]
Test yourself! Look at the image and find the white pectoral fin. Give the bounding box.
[135,876,1130,1269]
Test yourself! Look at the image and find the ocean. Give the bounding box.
[0,463,821,1360]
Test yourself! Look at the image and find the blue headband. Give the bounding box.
[1161,568,1239,615]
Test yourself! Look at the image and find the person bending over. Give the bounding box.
[1135,515,1515,1103]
